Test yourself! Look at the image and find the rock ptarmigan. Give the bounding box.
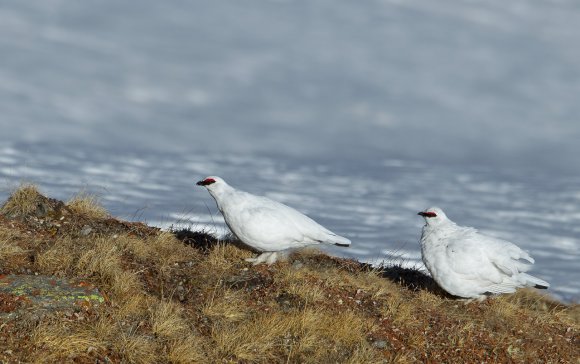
[418,207,549,300]
[196,176,351,265]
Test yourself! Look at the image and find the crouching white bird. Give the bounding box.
[417,207,549,300]
[196,176,351,265]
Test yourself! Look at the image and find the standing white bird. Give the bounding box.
[418,207,549,300]
[196,176,351,265]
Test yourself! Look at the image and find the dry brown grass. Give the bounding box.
[0,225,25,261]
[166,335,207,364]
[151,300,208,363]
[66,192,109,219]
[207,308,379,363]
[273,267,326,303]
[125,231,197,276]
[202,288,250,323]
[115,333,160,364]
[31,321,108,363]
[36,236,77,274]
[151,300,189,338]
[0,186,578,363]
[76,238,124,283]
[0,183,42,217]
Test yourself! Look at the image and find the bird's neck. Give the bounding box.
[208,184,235,205]
[422,220,457,241]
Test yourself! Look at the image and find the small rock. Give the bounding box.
[292,261,304,270]
[176,285,186,302]
[80,225,93,236]
[373,340,388,349]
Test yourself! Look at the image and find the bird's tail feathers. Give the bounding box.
[520,273,550,289]
[328,234,351,247]
[485,283,518,295]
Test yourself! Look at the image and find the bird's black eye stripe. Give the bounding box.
[197,178,216,186]
[418,211,437,218]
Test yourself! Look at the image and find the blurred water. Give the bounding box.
[0,1,579,301]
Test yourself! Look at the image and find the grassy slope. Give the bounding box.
[0,185,578,363]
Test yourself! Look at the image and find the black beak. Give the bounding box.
[196,180,204,186]
[417,212,426,216]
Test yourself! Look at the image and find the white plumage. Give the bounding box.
[197,176,351,264]
[418,207,549,300]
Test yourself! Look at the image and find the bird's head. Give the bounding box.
[417,206,448,226]
[196,176,227,194]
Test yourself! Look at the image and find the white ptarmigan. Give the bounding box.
[196,176,351,265]
[418,207,549,300]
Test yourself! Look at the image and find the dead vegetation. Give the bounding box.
[66,192,109,219]
[0,185,578,363]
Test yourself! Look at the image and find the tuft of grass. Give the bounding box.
[31,322,107,363]
[166,335,208,364]
[273,266,326,303]
[209,312,293,361]
[0,226,26,261]
[0,184,42,217]
[76,238,125,286]
[115,334,160,364]
[208,309,379,363]
[66,192,109,219]
[36,236,78,274]
[111,270,144,301]
[113,292,151,319]
[204,242,253,270]
[151,300,190,339]
[559,304,580,326]
[202,288,250,323]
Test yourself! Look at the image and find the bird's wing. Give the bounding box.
[444,228,506,284]
[236,204,305,246]
[445,228,534,284]
[481,235,534,276]
[254,196,336,242]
